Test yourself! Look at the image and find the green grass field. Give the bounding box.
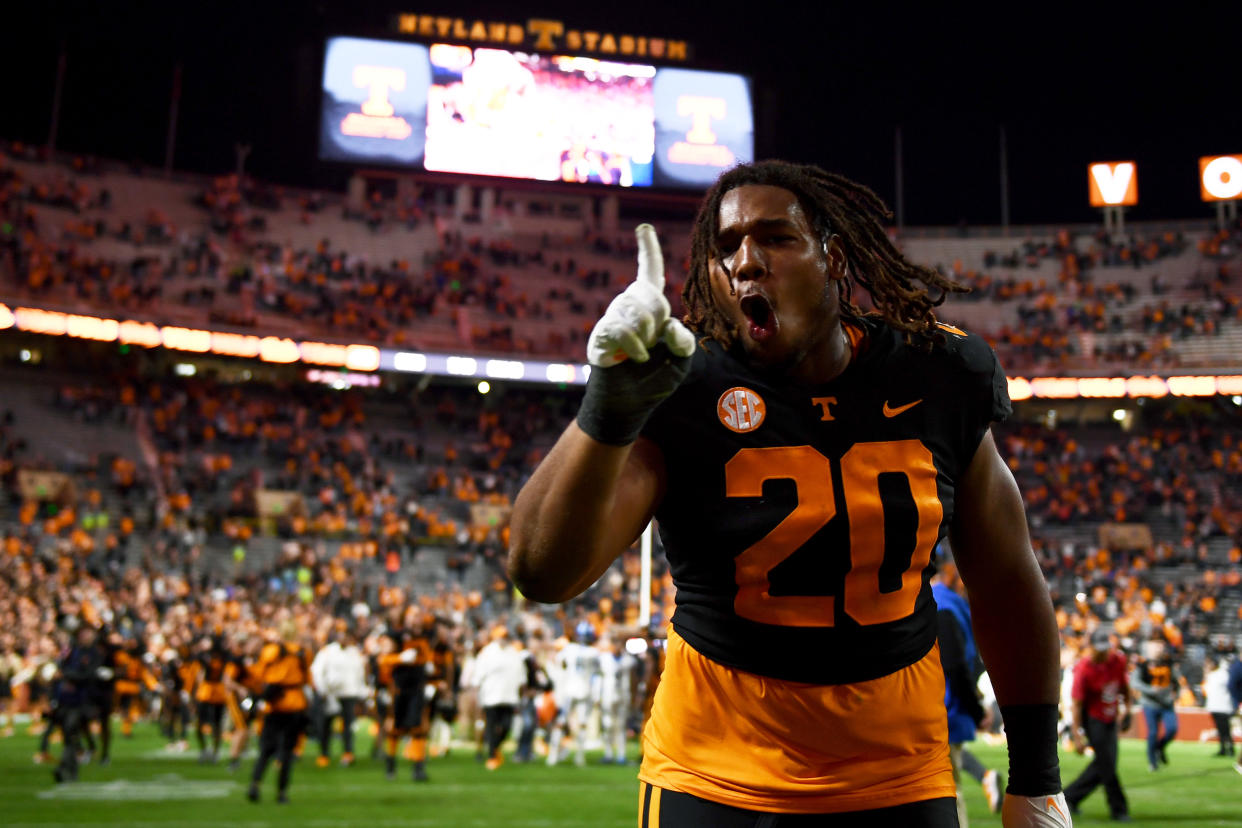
[3,726,1240,826]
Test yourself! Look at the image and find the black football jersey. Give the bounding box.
[641,317,1011,685]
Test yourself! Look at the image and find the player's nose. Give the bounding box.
[731,236,767,282]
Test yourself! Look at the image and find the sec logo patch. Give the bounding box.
[717,387,766,433]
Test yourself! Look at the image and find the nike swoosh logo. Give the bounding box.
[1047,797,1066,819]
[882,399,922,418]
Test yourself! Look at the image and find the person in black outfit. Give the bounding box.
[92,628,122,766]
[52,624,104,783]
[514,634,553,763]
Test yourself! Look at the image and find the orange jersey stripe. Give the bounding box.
[638,629,955,814]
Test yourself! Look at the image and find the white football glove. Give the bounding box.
[586,224,695,367]
[1002,793,1073,828]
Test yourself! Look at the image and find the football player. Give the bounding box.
[247,624,310,804]
[193,635,231,764]
[112,636,158,740]
[510,161,1069,827]
[598,633,638,765]
[376,628,434,781]
[546,622,601,768]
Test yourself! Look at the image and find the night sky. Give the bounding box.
[7,1,1240,227]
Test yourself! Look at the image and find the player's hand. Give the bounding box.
[1002,792,1073,827]
[587,224,694,367]
[577,224,695,446]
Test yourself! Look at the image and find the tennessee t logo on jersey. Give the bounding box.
[811,397,838,421]
[718,387,766,433]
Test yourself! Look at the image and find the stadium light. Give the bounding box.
[485,359,524,380]
[477,381,491,394]
[446,356,478,376]
[1112,409,1126,422]
[393,351,427,373]
[1233,396,1242,406]
[173,363,197,377]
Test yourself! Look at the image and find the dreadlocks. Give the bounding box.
[682,160,969,351]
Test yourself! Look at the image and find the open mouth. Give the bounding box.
[739,293,776,341]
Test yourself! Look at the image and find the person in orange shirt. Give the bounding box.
[376,626,435,782]
[111,637,157,739]
[193,635,231,764]
[225,635,265,773]
[247,625,310,804]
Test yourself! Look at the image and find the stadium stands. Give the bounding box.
[8,142,1238,374]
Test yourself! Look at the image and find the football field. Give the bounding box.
[4,728,1241,826]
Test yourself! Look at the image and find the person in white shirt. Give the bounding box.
[597,635,637,765]
[547,623,602,768]
[1203,655,1236,758]
[471,627,527,770]
[311,628,369,766]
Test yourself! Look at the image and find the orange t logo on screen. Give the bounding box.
[1200,154,1242,202]
[1088,161,1138,207]
[668,95,734,167]
[340,65,413,140]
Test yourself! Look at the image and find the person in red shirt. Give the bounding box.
[1064,629,1131,821]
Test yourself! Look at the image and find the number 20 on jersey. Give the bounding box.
[725,439,942,628]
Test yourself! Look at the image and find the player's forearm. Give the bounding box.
[967,560,1061,706]
[509,422,648,603]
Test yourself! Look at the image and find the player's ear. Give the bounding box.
[823,235,847,282]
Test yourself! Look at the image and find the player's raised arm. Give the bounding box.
[508,225,695,604]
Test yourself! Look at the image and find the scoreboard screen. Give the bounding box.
[319,36,753,190]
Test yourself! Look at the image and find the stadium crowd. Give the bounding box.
[4,140,1242,374]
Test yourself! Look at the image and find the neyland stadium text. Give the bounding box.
[394,14,690,61]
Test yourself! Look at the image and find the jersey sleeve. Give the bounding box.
[936,327,1012,462]
[951,329,1012,424]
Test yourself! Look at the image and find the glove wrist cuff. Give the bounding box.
[576,344,690,445]
[1001,703,1062,796]
[576,375,651,446]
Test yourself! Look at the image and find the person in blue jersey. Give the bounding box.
[1228,652,1242,775]
[933,561,1004,823]
[510,160,1069,827]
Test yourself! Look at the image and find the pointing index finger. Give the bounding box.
[634,223,664,289]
